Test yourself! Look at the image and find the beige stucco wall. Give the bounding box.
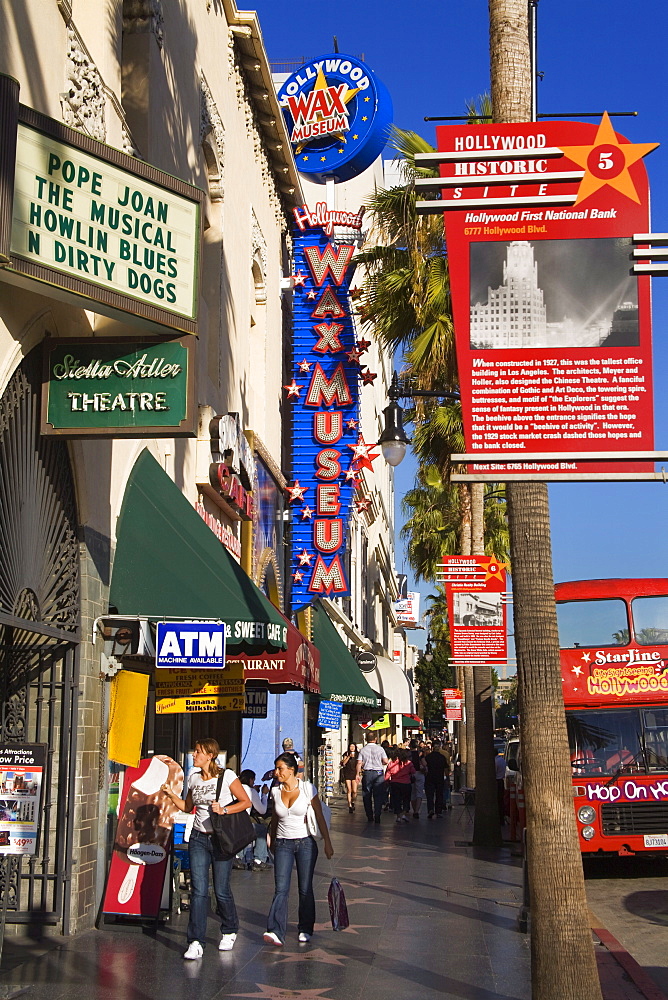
[0,0,298,933]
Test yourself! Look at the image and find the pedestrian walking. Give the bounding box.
[495,749,507,823]
[234,769,272,871]
[386,748,416,822]
[264,753,333,947]
[340,742,359,813]
[409,740,427,818]
[281,737,304,777]
[161,737,251,959]
[424,740,449,818]
[356,732,389,824]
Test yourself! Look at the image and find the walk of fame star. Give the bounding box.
[229,986,334,999]
[273,948,346,966]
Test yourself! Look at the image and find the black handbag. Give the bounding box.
[209,772,256,857]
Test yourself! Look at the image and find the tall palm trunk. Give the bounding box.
[471,483,501,847]
[490,1,603,996]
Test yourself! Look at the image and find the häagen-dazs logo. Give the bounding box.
[278,53,393,182]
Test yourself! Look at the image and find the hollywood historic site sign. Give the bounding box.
[434,115,659,476]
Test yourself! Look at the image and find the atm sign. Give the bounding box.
[155,622,226,668]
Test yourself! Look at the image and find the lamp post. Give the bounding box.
[378,372,459,467]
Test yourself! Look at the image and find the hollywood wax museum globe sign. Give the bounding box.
[277,54,393,182]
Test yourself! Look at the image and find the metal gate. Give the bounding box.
[0,350,80,930]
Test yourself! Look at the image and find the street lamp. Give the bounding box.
[424,636,434,662]
[378,372,459,467]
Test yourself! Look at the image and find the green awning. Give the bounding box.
[311,602,381,708]
[109,449,288,655]
[402,715,423,729]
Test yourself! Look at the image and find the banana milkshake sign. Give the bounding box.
[42,337,195,436]
[1,99,202,335]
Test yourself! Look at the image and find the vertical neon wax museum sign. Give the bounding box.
[285,217,363,606]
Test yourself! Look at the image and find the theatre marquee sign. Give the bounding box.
[0,77,202,335]
[41,337,195,437]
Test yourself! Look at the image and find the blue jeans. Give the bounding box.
[267,836,318,942]
[361,770,386,820]
[188,830,238,946]
[240,822,269,864]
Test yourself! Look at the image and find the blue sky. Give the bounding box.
[254,0,668,634]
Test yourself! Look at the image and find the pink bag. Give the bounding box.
[327,877,350,931]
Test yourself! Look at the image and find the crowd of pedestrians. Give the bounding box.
[349,731,455,824]
[161,731,457,964]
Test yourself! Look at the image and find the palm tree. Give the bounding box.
[489,1,603,996]
[358,123,507,826]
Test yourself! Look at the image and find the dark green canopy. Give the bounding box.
[109,449,287,655]
[311,602,381,708]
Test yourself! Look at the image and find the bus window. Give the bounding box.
[566,709,642,775]
[642,708,668,769]
[631,595,668,645]
[556,599,629,649]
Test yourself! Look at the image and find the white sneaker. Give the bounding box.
[218,933,237,951]
[298,932,311,943]
[183,941,203,960]
[263,931,283,947]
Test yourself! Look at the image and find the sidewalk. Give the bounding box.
[0,793,657,1000]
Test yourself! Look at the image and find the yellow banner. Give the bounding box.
[156,693,245,714]
[155,662,244,714]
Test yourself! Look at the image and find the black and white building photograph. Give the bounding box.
[469,238,639,349]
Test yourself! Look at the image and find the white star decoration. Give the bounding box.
[292,271,306,287]
[571,664,583,677]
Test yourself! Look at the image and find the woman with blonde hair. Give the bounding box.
[162,737,250,959]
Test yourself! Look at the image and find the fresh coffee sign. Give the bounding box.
[42,337,195,437]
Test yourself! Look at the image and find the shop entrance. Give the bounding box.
[0,350,80,932]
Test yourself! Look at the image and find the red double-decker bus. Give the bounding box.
[557,578,668,857]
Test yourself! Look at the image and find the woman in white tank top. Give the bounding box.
[263,753,333,946]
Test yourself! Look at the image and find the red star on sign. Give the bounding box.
[292,571,304,583]
[284,380,302,398]
[355,496,373,513]
[348,434,380,471]
[356,338,371,353]
[297,549,314,566]
[361,369,378,385]
[344,468,361,486]
[346,347,364,363]
[346,418,359,430]
[297,359,312,373]
[292,271,307,287]
[306,289,318,300]
[300,505,313,520]
[286,481,308,503]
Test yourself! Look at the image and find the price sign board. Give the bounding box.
[317,700,343,730]
[0,743,46,855]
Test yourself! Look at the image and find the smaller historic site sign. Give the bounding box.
[41,337,194,436]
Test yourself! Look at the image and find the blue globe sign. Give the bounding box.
[278,53,393,182]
